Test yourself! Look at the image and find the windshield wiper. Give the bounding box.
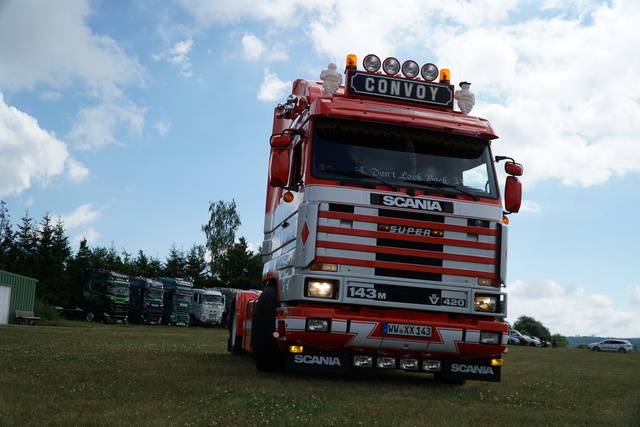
[323,168,398,191]
[403,179,479,201]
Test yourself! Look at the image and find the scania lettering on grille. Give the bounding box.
[450,364,494,375]
[294,354,342,366]
[370,194,454,213]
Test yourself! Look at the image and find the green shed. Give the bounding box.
[0,270,39,324]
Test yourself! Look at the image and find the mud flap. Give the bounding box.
[441,359,501,382]
[286,350,350,374]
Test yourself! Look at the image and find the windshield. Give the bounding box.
[146,289,164,300]
[174,293,191,304]
[107,284,130,297]
[311,118,498,198]
[203,295,223,304]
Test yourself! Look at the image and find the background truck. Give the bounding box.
[190,288,225,326]
[128,276,164,325]
[80,269,130,323]
[228,53,523,383]
[158,277,193,326]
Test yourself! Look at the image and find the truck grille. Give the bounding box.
[315,202,501,284]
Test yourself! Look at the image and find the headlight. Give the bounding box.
[474,295,497,312]
[306,279,338,299]
[480,331,501,345]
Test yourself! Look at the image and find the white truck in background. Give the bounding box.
[190,288,225,326]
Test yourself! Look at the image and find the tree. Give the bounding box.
[9,210,38,277]
[217,237,263,290]
[185,244,209,287]
[164,244,187,278]
[202,200,241,277]
[0,200,13,270]
[513,315,551,339]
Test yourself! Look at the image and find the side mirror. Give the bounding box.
[270,134,291,148]
[504,176,522,213]
[504,162,523,176]
[268,148,290,187]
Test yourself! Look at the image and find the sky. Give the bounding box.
[1,0,639,338]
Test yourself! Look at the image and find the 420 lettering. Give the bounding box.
[347,285,387,301]
[441,298,466,307]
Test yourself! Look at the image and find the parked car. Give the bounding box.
[588,339,633,353]
[526,336,542,347]
[508,329,529,346]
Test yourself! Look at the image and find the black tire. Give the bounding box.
[251,286,285,372]
[85,311,95,322]
[227,299,243,355]
[618,348,625,353]
[593,347,600,352]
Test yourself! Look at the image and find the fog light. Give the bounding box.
[289,345,304,353]
[353,355,374,368]
[480,331,501,345]
[400,358,419,370]
[474,295,497,312]
[422,360,442,372]
[377,357,396,369]
[491,359,504,366]
[306,318,330,332]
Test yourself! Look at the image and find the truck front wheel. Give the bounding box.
[85,311,96,322]
[252,285,285,372]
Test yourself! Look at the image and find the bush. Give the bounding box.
[34,297,61,322]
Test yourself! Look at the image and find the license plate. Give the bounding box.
[384,323,432,337]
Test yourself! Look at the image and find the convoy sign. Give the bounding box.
[347,70,454,108]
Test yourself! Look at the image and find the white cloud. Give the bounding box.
[0,0,145,91]
[0,94,73,197]
[153,38,194,78]
[67,97,146,150]
[71,226,101,248]
[66,158,90,183]
[242,33,266,61]
[60,203,103,230]
[519,200,541,214]
[257,71,290,102]
[155,120,172,137]
[241,33,289,62]
[508,279,640,337]
[0,0,148,155]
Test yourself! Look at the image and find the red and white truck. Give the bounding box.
[228,54,523,382]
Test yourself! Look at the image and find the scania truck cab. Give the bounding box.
[80,269,130,323]
[128,276,164,325]
[158,277,193,326]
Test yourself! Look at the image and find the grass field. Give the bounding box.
[1,324,639,427]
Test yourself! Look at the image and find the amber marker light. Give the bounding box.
[346,54,358,69]
[439,68,451,84]
[283,191,294,203]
